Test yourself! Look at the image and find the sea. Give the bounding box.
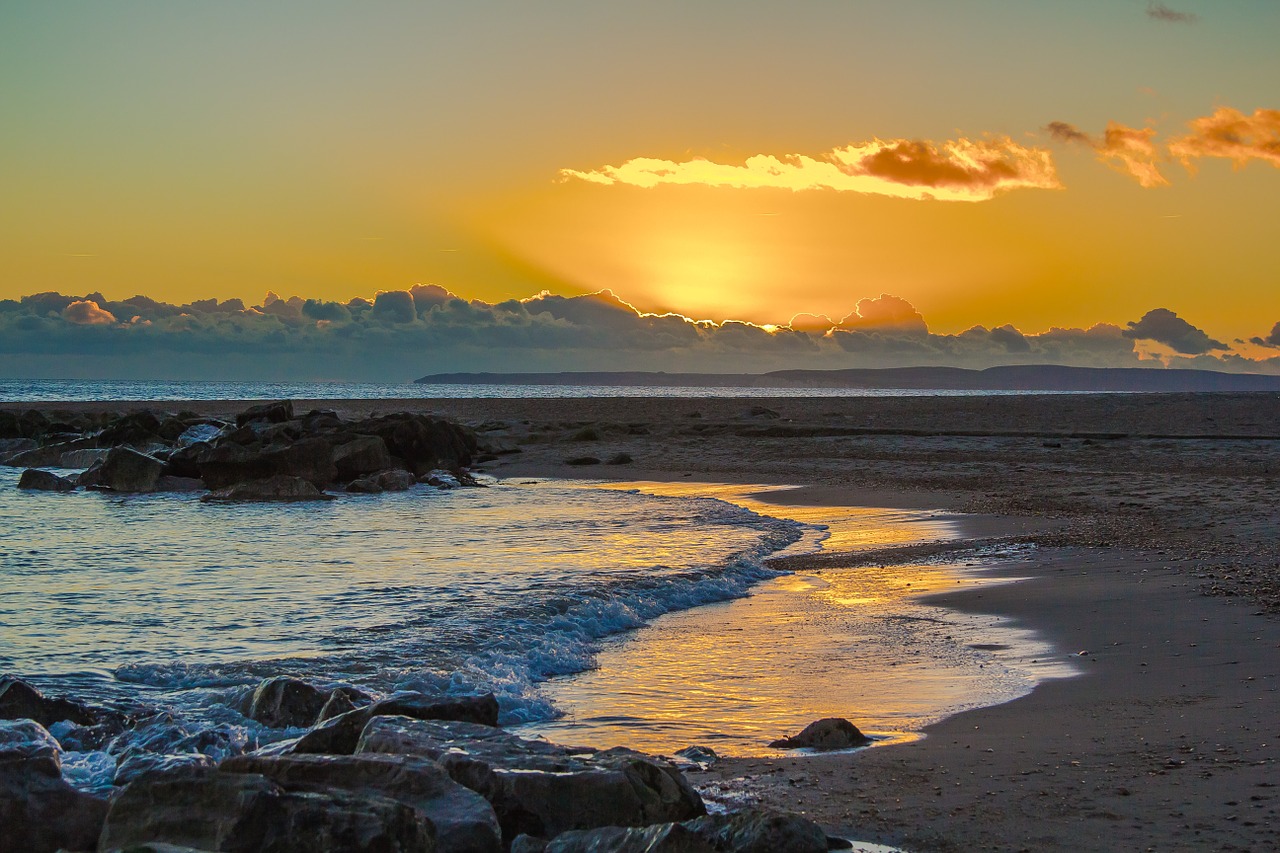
[0,379,1076,794]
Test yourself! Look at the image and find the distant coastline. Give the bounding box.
[417,364,1280,393]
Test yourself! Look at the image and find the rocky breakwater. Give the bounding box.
[0,674,852,852]
[1,400,478,501]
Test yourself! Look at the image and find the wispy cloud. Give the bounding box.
[1168,107,1280,170]
[1146,2,1198,24]
[1044,120,1168,187]
[560,137,1061,202]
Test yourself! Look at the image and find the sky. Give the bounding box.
[2,1,1278,380]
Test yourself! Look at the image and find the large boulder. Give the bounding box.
[683,810,830,853]
[333,436,395,481]
[84,446,166,492]
[99,768,436,852]
[246,677,333,729]
[292,693,501,756]
[0,719,110,853]
[235,400,295,427]
[357,718,705,842]
[221,753,502,853]
[197,438,337,489]
[17,468,76,491]
[59,447,108,468]
[97,410,164,447]
[3,442,80,468]
[349,414,476,477]
[767,718,870,751]
[202,475,332,503]
[0,676,101,728]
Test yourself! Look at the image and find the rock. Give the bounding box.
[0,676,101,728]
[176,423,224,447]
[746,406,781,419]
[59,447,108,468]
[564,457,601,466]
[162,440,215,479]
[235,399,295,427]
[357,718,705,841]
[197,437,337,489]
[767,718,870,751]
[683,809,830,853]
[317,688,360,723]
[510,837,549,853]
[155,475,206,492]
[0,436,38,457]
[247,677,333,729]
[349,413,476,476]
[202,475,332,502]
[88,446,166,492]
[3,443,76,468]
[99,768,435,853]
[221,752,502,853]
[605,453,633,466]
[293,693,500,756]
[421,469,461,489]
[333,435,396,481]
[543,824,715,853]
[97,410,164,446]
[671,746,717,769]
[113,751,217,787]
[17,468,77,491]
[0,719,111,853]
[346,469,415,493]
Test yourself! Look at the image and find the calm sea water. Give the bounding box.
[0,378,1059,403]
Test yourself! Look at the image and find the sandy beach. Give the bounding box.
[7,392,1279,850]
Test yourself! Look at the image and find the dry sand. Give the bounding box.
[11,392,1280,850]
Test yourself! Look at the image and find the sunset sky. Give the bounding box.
[2,1,1278,379]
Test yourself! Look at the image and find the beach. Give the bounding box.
[5,392,1279,850]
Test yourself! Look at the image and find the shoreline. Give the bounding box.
[6,393,1279,850]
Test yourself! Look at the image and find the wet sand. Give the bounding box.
[11,392,1280,850]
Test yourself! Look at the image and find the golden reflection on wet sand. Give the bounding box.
[521,484,1075,757]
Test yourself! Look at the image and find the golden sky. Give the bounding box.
[2,1,1277,347]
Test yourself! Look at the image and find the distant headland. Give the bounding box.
[417,365,1280,393]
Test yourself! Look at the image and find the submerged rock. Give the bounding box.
[0,676,102,728]
[767,717,870,751]
[357,717,705,841]
[201,474,332,502]
[247,677,334,729]
[221,752,502,853]
[17,468,76,491]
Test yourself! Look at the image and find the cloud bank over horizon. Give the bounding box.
[1,286,1276,383]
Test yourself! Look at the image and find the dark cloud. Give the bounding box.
[0,287,1266,381]
[1146,2,1198,23]
[1249,321,1280,348]
[1044,121,1093,145]
[1123,308,1228,354]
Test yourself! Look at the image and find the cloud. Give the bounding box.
[3,286,1271,381]
[1123,308,1228,354]
[61,300,118,326]
[1044,120,1168,187]
[1249,321,1280,348]
[560,136,1061,202]
[1168,107,1280,170]
[1146,2,1198,23]
[838,294,929,336]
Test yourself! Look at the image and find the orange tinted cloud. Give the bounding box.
[61,300,117,325]
[1045,120,1168,187]
[1145,2,1198,24]
[1168,107,1280,170]
[560,137,1061,202]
